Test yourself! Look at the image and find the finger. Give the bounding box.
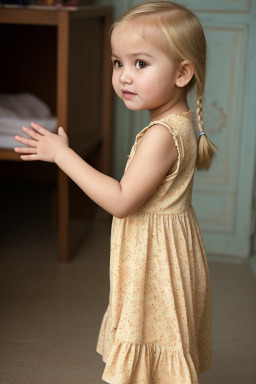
[31,122,50,136]
[14,146,37,154]
[21,125,42,141]
[20,154,38,161]
[14,135,37,148]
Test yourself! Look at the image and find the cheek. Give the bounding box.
[139,68,161,89]
[112,73,123,100]
[111,72,115,87]
[112,73,119,93]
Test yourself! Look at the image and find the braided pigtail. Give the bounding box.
[196,94,219,171]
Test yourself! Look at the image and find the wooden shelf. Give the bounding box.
[0,5,113,261]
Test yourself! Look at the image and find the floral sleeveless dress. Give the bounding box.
[96,110,212,384]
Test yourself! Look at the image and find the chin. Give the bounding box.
[125,105,142,111]
[122,101,145,111]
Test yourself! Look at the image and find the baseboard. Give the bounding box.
[249,255,256,279]
[207,253,256,279]
[206,253,249,265]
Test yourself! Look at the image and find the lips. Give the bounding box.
[122,90,136,95]
[122,89,137,100]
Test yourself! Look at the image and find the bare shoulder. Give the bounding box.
[137,124,177,154]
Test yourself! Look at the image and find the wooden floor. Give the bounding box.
[1,182,256,383]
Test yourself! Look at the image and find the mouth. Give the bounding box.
[121,90,137,100]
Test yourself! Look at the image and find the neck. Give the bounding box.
[149,99,189,121]
[149,88,189,121]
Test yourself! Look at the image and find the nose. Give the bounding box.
[119,66,132,85]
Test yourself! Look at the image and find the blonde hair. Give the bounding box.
[110,1,218,171]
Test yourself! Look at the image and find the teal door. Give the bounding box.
[188,1,256,260]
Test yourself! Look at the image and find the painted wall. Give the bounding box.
[96,0,256,266]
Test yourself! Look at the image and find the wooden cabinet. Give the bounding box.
[0,6,113,261]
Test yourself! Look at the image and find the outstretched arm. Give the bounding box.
[14,123,123,216]
[14,122,178,219]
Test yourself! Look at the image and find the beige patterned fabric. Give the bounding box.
[96,110,212,383]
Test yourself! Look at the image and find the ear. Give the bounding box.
[175,60,194,88]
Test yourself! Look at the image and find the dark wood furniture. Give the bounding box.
[0,6,113,261]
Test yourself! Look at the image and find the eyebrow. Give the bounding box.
[111,52,154,58]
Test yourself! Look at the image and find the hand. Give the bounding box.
[14,122,69,163]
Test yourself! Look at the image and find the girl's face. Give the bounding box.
[111,22,182,121]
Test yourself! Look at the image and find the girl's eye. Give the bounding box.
[135,60,147,69]
[112,60,122,69]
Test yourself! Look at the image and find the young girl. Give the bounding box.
[14,1,218,383]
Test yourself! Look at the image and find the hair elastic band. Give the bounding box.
[199,132,206,137]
